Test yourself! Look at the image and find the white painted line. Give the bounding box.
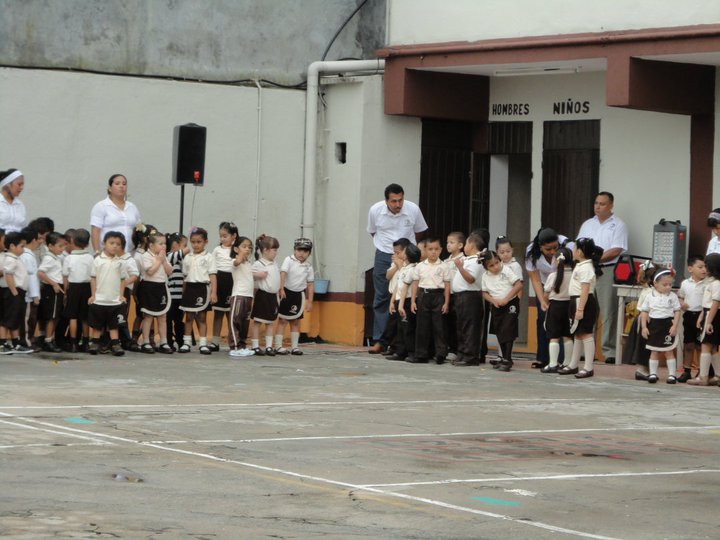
[360,469,720,488]
[0,442,105,449]
[0,418,112,445]
[142,424,720,445]
[0,395,714,411]
[0,412,622,540]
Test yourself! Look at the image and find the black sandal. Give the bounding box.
[531,361,545,369]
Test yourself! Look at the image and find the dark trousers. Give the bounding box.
[444,294,458,354]
[372,250,393,344]
[478,300,490,360]
[395,298,416,358]
[166,298,184,347]
[415,290,446,359]
[20,302,38,346]
[381,307,399,351]
[454,291,483,362]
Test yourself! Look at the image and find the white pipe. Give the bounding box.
[252,79,263,243]
[301,59,385,243]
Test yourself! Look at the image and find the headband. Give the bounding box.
[709,212,720,221]
[654,269,672,282]
[557,252,566,262]
[0,170,23,189]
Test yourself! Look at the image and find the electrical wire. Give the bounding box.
[321,0,370,61]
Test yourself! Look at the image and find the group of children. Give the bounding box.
[0,218,316,358]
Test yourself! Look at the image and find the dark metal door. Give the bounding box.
[542,120,600,238]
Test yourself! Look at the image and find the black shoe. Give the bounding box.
[634,371,649,381]
[558,366,579,375]
[87,342,99,356]
[604,357,616,365]
[677,371,691,383]
[43,341,63,353]
[541,365,558,373]
[496,360,513,372]
[406,356,429,363]
[435,356,445,365]
[648,374,658,384]
[111,344,125,356]
[531,361,545,369]
[453,359,480,367]
[253,347,266,356]
[387,354,407,361]
[381,348,395,357]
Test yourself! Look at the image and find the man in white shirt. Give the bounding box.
[577,191,628,364]
[366,183,428,353]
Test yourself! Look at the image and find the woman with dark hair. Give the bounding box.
[525,227,571,368]
[0,169,28,233]
[90,174,142,253]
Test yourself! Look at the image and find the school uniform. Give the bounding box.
[278,255,314,320]
[167,249,185,346]
[139,250,171,316]
[451,255,484,364]
[62,249,93,322]
[568,259,598,336]
[211,245,234,312]
[678,277,706,346]
[393,262,417,359]
[700,278,720,345]
[443,254,464,357]
[413,259,451,361]
[504,258,524,283]
[181,250,216,312]
[132,248,147,320]
[382,262,402,351]
[229,260,254,350]
[38,252,64,322]
[20,247,40,345]
[543,269,573,339]
[117,252,139,344]
[482,266,521,344]
[640,289,681,351]
[88,253,129,331]
[2,252,28,331]
[251,257,280,324]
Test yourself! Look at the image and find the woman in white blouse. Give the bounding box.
[0,169,28,233]
[90,174,142,253]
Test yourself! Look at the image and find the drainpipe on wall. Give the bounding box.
[301,59,386,248]
[252,78,263,243]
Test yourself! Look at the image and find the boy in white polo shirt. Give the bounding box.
[1,232,33,353]
[87,231,129,356]
[410,237,451,364]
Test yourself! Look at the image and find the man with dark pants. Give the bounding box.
[366,184,428,353]
[577,191,628,364]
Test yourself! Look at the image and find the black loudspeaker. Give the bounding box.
[172,123,206,185]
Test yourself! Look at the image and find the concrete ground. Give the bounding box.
[1,346,719,540]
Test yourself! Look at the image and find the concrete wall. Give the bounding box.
[488,71,691,259]
[0,67,305,265]
[1,0,386,85]
[387,0,720,45]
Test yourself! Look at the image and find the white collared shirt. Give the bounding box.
[142,250,168,283]
[678,277,706,312]
[640,289,681,319]
[544,269,572,301]
[119,252,140,290]
[481,265,519,299]
[3,252,28,290]
[367,200,428,253]
[90,197,142,252]
[577,214,628,265]
[280,255,314,292]
[62,250,94,283]
[568,259,596,295]
[0,196,27,233]
[21,248,39,301]
[91,253,128,305]
[231,260,254,297]
[251,257,281,293]
[212,245,234,272]
[40,252,65,284]
[183,250,216,284]
[451,256,483,293]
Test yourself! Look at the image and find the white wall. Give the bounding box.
[0,67,304,267]
[387,0,720,45]
[488,71,691,257]
[319,75,422,292]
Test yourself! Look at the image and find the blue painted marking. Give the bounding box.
[472,496,520,507]
[63,417,96,424]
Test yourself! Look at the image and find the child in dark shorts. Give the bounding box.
[37,232,67,352]
[677,256,706,382]
[1,232,33,353]
[62,228,93,352]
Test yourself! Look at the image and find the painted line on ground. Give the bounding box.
[0,394,715,411]
[360,469,720,488]
[0,442,105,449]
[139,425,720,445]
[0,412,621,540]
[0,418,112,445]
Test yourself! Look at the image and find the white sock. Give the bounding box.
[569,338,582,369]
[711,354,720,376]
[563,339,573,366]
[265,336,273,349]
[699,352,711,378]
[274,334,283,349]
[183,335,192,346]
[548,342,560,368]
[199,336,207,346]
[45,337,52,343]
[251,339,259,349]
[666,358,677,378]
[582,337,595,371]
[290,331,300,349]
[649,359,659,376]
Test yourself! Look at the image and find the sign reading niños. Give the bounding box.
[553,99,590,115]
[491,103,530,116]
